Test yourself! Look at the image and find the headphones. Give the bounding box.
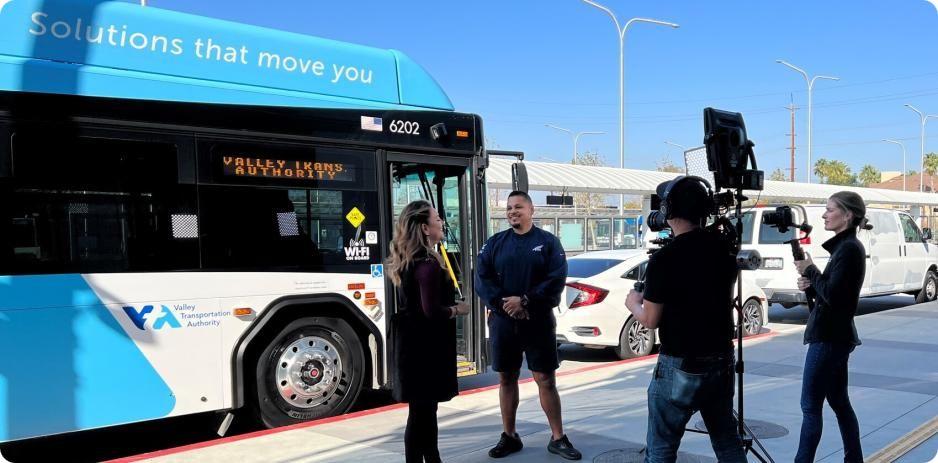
[658,175,714,221]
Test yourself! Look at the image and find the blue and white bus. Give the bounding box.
[0,0,493,443]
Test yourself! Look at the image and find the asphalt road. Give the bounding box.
[768,293,916,324]
[0,294,918,463]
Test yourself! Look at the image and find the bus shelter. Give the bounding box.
[486,158,938,254]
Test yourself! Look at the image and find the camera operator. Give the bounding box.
[625,178,747,461]
[792,191,865,463]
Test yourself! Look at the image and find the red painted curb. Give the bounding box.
[104,402,408,462]
[107,329,777,462]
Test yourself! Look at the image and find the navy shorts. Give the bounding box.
[488,312,559,373]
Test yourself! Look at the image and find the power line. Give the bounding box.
[462,70,938,107]
[475,85,938,124]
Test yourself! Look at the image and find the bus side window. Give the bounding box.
[198,186,379,271]
[195,140,379,272]
[3,131,199,274]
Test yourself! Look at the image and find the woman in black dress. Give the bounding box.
[387,200,469,463]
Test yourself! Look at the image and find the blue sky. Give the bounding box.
[152,0,938,180]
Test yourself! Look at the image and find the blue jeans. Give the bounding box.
[646,353,747,462]
[796,342,862,463]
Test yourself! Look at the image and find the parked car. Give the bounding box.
[554,249,768,359]
[737,205,938,307]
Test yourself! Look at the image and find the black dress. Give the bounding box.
[392,255,458,403]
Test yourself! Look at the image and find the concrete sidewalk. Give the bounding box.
[119,301,938,462]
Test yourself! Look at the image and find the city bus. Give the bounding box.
[0,0,493,443]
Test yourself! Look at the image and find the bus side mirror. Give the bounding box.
[923,228,932,241]
[512,162,528,193]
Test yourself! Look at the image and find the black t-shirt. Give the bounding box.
[642,228,737,357]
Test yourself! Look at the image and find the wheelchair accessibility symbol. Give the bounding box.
[371,264,383,278]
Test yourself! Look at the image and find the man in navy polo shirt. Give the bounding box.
[475,190,580,461]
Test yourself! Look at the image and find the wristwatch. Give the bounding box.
[520,295,530,308]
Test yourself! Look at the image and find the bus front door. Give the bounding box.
[387,156,482,378]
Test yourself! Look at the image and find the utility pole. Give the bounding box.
[776,60,839,183]
[786,96,799,182]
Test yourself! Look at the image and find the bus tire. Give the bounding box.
[253,316,365,428]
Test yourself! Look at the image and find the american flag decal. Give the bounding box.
[360,116,383,132]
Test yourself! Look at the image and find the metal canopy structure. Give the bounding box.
[486,158,938,206]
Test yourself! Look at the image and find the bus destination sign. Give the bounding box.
[221,156,355,182]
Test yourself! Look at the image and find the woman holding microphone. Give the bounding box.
[793,191,866,462]
[388,200,469,463]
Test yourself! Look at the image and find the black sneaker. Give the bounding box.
[488,432,523,458]
[547,434,582,460]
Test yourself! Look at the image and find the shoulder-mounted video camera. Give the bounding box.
[643,108,765,272]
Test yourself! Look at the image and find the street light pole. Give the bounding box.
[582,0,678,214]
[545,125,605,215]
[664,141,686,170]
[883,139,907,191]
[545,124,605,164]
[776,60,839,184]
[904,104,938,193]
[663,141,687,151]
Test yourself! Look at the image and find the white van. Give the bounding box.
[737,205,938,307]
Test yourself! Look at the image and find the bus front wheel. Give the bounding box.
[253,316,365,428]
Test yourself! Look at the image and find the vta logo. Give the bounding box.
[122,305,182,331]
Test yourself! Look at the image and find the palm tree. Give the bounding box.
[924,153,938,192]
[858,165,880,187]
[769,168,788,181]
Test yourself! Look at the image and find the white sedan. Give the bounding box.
[555,249,768,359]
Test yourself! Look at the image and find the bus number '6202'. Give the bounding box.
[389,120,420,135]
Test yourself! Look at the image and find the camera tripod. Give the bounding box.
[646,186,778,461]
[722,187,775,462]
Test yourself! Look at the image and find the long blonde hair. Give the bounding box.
[387,200,445,287]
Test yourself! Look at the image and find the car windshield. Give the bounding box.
[567,258,625,278]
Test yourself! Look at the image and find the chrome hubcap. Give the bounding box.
[927,278,936,300]
[628,322,651,354]
[744,302,762,335]
[275,335,342,409]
